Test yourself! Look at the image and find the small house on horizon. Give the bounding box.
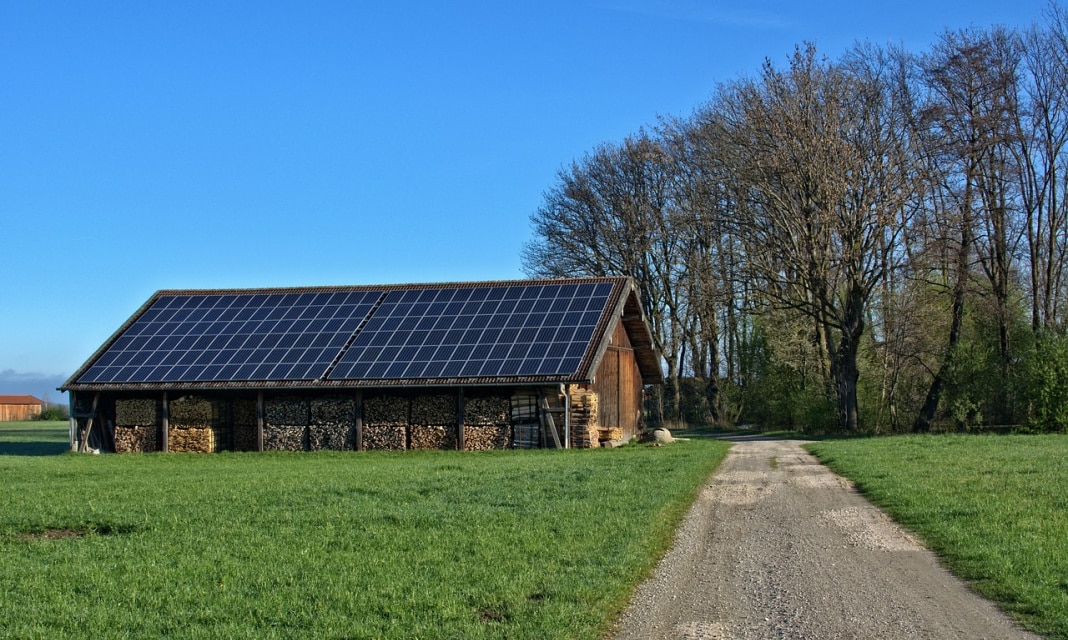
[0,395,44,421]
[61,276,663,453]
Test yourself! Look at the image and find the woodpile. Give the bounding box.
[212,426,231,452]
[361,425,407,451]
[410,424,457,450]
[463,424,510,451]
[363,394,408,424]
[114,425,159,453]
[598,427,624,442]
[568,389,599,449]
[265,425,306,451]
[115,399,157,426]
[465,394,510,425]
[410,394,456,425]
[407,393,456,450]
[362,394,408,451]
[170,395,214,428]
[463,392,511,450]
[264,396,310,451]
[266,396,309,426]
[114,399,161,453]
[309,397,354,451]
[169,427,215,453]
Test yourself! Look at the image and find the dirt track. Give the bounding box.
[610,438,1040,640]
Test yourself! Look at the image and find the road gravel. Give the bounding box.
[609,438,1041,640]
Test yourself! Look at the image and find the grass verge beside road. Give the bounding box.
[808,435,1068,639]
[0,424,728,640]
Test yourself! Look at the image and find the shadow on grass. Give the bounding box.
[0,425,70,456]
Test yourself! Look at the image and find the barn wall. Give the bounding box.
[0,403,42,421]
[589,321,644,442]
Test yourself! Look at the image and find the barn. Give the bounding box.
[0,395,44,422]
[60,277,663,453]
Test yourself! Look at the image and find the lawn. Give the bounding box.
[0,420,70,455]
[0,422,729,639]
[808,435,1068,639]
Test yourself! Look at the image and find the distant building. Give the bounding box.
[0,395,44,421]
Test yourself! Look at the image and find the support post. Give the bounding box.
[256,391,264,453]
[457,387,465,452]
[560,384,570,449]
[354,390,363,451]
[68,391,77,451]
[161,392,170,453]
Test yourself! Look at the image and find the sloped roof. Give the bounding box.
[0,395,44,405]
[62,277,663,392]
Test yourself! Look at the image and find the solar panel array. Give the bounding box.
[74,280,618,385]
[329,282,614,380]
[77,290,384,384]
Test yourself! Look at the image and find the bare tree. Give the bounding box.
[710,44,918,432]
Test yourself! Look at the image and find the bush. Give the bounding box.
[37,403,69,421]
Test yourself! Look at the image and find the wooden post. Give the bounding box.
[354,390,363,451]
[161,392,170,453]
[561,384,570,449]
[68,390,77,451]
[457,387,465,451]
[256,392,264,453]
[78,392,101,453]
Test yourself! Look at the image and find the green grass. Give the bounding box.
[807,435,1068,639]
[0,420,70,456]
[0,423,729,640]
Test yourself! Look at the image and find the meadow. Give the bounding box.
[808,435,1068,639]
[0,422,729,639]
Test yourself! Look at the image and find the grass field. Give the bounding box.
[0,422,729,639]
[0,420,71,455]
[808,435,1068,639]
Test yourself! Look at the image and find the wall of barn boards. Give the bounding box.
[92,386,611,453]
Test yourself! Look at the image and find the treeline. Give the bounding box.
[523,8,1068,433]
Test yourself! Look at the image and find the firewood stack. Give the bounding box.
[232,399,259,452]
[265,396,309,451]
[168,395,215,453]
[510,391,541,449]
[568,389,599,449]
[463,393,511,450]
[114,399,160,453]
[362,394,408,451]
[409,394,457,450]
[308,397,354,451]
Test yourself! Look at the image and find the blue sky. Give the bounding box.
[0,0,1051,395]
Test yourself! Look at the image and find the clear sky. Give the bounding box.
[0,0,1052,393]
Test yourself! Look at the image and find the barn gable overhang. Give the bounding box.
[61,277,662,393]
[581,279,663,386]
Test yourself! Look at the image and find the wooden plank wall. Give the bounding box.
[591,321,644,441]
[0,403,42,421]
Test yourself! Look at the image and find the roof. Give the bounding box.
[0,395,44,405]
[62,277,663,392]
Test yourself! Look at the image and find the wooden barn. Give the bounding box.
[60,277,663,453]
[0,395,44,421]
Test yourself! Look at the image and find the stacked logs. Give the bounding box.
[114,398,160,453]
[463,393,511,451]
[362,394,408,451]
[309,397,354,451]
[568,389,599,449]
[510,391,541,449]
[168,395,216,453]
[409,394,457,450]
[265,396,309,451]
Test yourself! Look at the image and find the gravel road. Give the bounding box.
[609,438,1041,640]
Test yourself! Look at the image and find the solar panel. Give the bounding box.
[328,281,615,380]
[73,280,622,386]
[77,290,384,384]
